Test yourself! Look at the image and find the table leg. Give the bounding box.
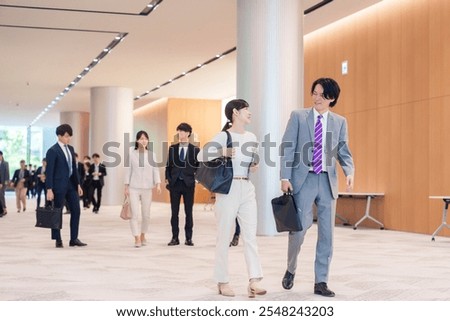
[431,200,450,241]
[353,196,384,230]
[336,213,350,226]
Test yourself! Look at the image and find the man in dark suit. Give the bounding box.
[0,150,10,216]
[35,158,47,209]
[165,123,200,246]
[46,124,86,248]
[89,153,107,214]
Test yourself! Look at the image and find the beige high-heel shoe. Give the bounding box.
[134,236,141,248]
[248,280,267,298]
[140,233,147,246]
[218,283,235,297]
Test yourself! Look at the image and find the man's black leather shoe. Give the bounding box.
[69,239,87,247]
[168,238,180,246]
[314,282,335,297]
[55,240,63,248]
[185,239,194,246]
[282,270,295,290]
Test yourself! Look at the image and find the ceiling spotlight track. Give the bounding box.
[139,0,164,15]
[304,0,333,15]
[0,1,165,16]
[28,32,128,127]
[134,47,237,101]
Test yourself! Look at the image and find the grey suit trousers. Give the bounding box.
[287,172,336,283]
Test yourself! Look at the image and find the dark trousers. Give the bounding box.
[90,180,103,210]
[82,182,91,208]
[36,182,47,208]
[51,183,81,241]
[169,179,195,240]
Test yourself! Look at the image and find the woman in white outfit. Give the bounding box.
[197,99,266,298]
[124,130,161,247]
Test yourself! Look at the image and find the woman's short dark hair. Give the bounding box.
[56,124,73,136]
[176,123,192,137]
[134,130,149,150]
[311,78,341,107]
[222,99,250,131]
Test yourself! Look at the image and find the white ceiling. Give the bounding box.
[0,0,382,127]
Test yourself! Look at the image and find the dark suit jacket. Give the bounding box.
[11,169,30,187]
[88,163,107,187]
[0,160,10,185]
[77,162,85,184]
[35,166,46,186]
[165,143,200,188]
[45,143,80,193]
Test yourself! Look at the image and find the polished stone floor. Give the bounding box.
[1,191,450,301]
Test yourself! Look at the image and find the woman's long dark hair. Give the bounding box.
[134,130,149,150]
[221,99,249,131]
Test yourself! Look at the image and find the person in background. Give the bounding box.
[0,151,10,216]
[89,153,107,214]
[124,130,161,247]
[279,77,354,297]
[35,158,47,209]
[82,161,92,210]
[197,99,265,298]
[75,153,85,188]
[26,164,35,199]
[165,122,200,246]
[45,124,86,248]
[11,160,30,213]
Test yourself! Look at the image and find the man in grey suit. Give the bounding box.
[0,150,10,216]
[280,78,354,297]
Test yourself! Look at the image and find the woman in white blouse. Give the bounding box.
[124,130,161,247]
[197,99,266,298]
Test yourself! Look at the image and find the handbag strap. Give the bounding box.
[225,130,232,148]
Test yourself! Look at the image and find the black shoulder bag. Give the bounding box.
[196,131,233,194]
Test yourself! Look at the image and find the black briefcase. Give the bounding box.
[35,203,63,229]
[271,192,302,232]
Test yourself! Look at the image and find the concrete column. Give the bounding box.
[60,111,90,159]
[237,0,304,235]
[90,87,133,206]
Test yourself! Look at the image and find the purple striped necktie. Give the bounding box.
[312,114,323,174]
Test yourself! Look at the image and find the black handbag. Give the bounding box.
[35,202,63,229]
[196,131,233,194]
[271,191,302,232]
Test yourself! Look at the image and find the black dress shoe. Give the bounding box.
[314,282,335,297]
[185,239,194,246]
[69,239,87,247]
[167,238,180,246]
[282,270,295,290]
[55,240,64,248]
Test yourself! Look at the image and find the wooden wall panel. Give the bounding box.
[400,0,429,104]
[376,106,401,229]
[428,0,450,98]
[376,0,402,108]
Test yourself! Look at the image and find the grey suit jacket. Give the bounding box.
[280,108,354,199]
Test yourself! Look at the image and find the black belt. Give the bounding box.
[309,170,327,174]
